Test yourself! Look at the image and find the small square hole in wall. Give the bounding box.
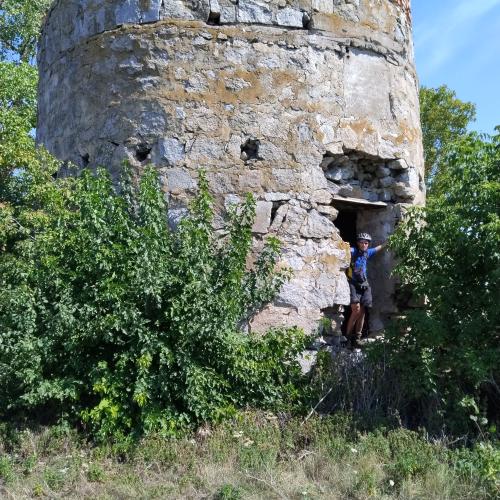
[240,138,261,162]
[81,153,90,167]
[135,143,152,162]
[207,10,221,25]
[302,12,311,29]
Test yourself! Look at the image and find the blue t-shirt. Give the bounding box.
[349,247,377,284]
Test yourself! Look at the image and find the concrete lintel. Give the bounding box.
[332,195,388,208]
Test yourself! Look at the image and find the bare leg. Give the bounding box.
[346,303,361,338]
[354,304,365,339]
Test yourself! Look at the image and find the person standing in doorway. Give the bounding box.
[346,232,384,348]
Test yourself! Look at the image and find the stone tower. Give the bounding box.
[37,0,424,334]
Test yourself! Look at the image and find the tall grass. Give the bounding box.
[1,412,497,499]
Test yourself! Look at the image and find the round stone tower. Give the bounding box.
[37,0,424,334]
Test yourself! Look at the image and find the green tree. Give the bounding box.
[0,0,52,63]
[0,61,38,178]
[420,85,476,189]
[385,130,500,433]
[0,1,51,199]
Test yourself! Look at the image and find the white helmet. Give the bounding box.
[357,232,372,242]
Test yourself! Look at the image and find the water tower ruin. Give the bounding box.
[37,0,425,334]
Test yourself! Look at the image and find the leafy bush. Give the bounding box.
[382,131,500,433]
[449,442,500,496]
[451,441,500,495]
[0,163,307,439]
[385,429,442,482]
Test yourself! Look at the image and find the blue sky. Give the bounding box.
[412,0,500,134]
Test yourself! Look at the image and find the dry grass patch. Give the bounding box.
[0,412,497,499]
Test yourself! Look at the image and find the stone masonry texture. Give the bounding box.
[37,0,425,334]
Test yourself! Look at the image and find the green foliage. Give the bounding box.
[385,429,441,482]
[420,85,476,189]
[0,60,39,181]
[42,466,65,491]
[214,484,243,499]
[0,0,51,198]
[87,463,105,483]
[451,441,500,494]
[0,163,307,439]
[0,0,52,63]
[384,131,500,433]
[0,456,14,484]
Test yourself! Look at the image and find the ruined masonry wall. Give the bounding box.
[37,0,425,333]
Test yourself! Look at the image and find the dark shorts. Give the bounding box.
[349,283,372,307]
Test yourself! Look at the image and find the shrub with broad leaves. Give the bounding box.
[0,163,307,439]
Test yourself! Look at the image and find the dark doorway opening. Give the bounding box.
[334,208,357,246]
[333,206,371,339]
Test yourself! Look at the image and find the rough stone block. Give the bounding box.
[269,204,288,231]
[379,188,393,202]
[388,158,409,170]
[209,0,221,16]
[300,210,337,238]
[271,169,299,191]
[153,137,186,166]
[325,167,343,182]
[224,194,241,209]
[220,4,237,23]
[276,7,304,27]
[298,350,318,375]
[252,201,273,233]
[264,192,291,202]
[249,304,322,334]
[394,182,416,200]
[163,167,196,194]
[259,141,288,162]
[376,165,391,178]
[310,189,332,204]
[282,205,308,235]
[361,189,379,202]
[317,205,338,221]
[115,0,161,25]
[338,185,363,198]
[238,0,273,24]
[161,0,210,20]
[168,207,189,230]
[312,0,333,14]
[379,176,394,188]
[239,170,262,190]
[398,167,419,187]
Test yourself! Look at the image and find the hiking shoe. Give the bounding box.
[351,338,363,349]
[345,337,361,349]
